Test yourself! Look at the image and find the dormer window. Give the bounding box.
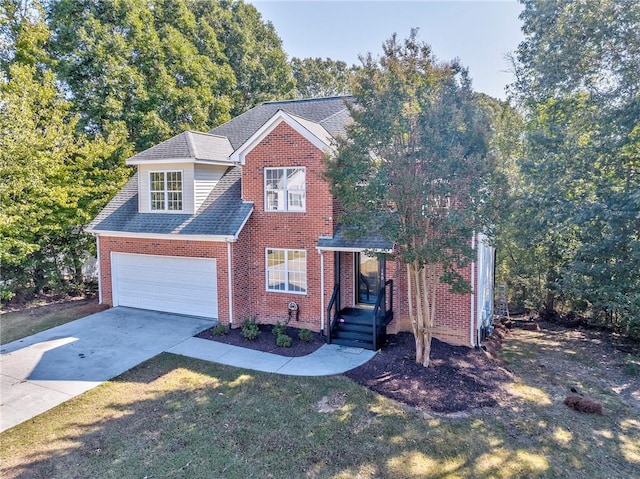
[265,167,306,212]
[150,171,183,211]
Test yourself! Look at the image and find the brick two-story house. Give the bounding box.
[88,96,495,349]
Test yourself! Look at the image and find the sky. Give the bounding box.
[251,1,525,100]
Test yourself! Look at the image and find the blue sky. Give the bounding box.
[251,1,524,99]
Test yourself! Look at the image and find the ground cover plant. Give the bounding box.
[1,316,638,478]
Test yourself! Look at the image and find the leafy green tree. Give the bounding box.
[201,0,296,114]
[326,31,492,366]
[291,57,356,98]
[513,0,640,336]
[49,0,236,152]
[0,2,129,301]
[48,0,294,150]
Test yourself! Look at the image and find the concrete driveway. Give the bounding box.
[0,307,214,432]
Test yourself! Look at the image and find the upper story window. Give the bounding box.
[150,171,183,211]
[264,167,306,212]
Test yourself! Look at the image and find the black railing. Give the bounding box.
[326,283,340,344]
[372,279,393,350]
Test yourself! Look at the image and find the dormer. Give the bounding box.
[126,131,235,214]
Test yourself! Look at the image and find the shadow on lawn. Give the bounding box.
[3,329,639,479]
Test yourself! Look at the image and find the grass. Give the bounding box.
[1,328,639,478]
[0,298,106,345]
[1,305,638,478]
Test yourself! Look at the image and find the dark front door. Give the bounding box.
[356,253,381,306]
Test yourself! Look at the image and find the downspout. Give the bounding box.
[470,233,476,348]
[227,241,234,326]
[320,250,325,334]
[96,235,102,305]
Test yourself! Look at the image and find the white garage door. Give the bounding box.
[111,253,218,319]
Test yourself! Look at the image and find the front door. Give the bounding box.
[356,253,381,306]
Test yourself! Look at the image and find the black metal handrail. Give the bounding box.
[326,283,340,343]
[372,279,393,349]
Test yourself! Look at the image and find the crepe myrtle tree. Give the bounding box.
[326,31,493,367]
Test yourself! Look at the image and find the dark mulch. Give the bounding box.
[344,332,514,413]
[197,324,514,414]
[196,324,324,357]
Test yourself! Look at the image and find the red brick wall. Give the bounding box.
[386,258,474,347]
[98,236,231,322]
[239,121,336,330]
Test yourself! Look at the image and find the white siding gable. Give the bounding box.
[138,163,195,214]
[194,165,227,211]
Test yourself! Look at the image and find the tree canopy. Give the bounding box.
[291,57,356,98]
[326,31,492,366]
[48,0,295,152]
[509,0,640,337]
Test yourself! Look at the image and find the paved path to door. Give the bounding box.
[1,308,376,433]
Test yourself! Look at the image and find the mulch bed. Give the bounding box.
[196,324,324,357]
[197,324,514,414]
[345,332,514,413]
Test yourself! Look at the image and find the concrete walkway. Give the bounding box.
[1,307,375,433]
[168,338,377,376]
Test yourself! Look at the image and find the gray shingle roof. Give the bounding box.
[210,96,352,149]
[127,131,234,163]
[87,167,252,238]
[317,224,394,251]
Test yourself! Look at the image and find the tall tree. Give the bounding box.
[0,1,129,301]
[48,0,294,151]
[326,31,492,366]
[513,0,640,337]
[49,0,236,151]
[291,57,356,98]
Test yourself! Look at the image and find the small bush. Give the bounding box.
[276,333,292,348]
[242,317,260,341]
[212,324,229,336]
[272,321,287,337]
[298,328,314,343]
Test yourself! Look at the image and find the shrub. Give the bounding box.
[212,323,229,336]
[276,333,292,348]
[241,317,260,340]
[272,321,288,337]
[298,328,314,343]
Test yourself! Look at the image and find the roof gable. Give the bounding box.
[229,110,334,164]
[126,131,234,165]
[210,96,352,150]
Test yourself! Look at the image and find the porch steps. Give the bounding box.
[330,308,377,350]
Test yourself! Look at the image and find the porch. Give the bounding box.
[317,228,395,350]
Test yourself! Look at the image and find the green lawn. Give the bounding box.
[1,329,639,478]
[1,302,638,478]
[0,298,106,345]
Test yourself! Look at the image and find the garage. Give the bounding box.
[111,253,218,319]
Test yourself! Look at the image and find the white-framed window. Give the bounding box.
[264,167,306,212]
[150,171,183,211]
[266,248,307,293]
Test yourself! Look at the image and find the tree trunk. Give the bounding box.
[407,261,437,367]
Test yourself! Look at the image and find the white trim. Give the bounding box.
[470,233,476,348]
[127,158,238,166]
[230,110,334,164]
[89,231,237,242]
[227,241,234,326]
[111,251,119,307]
[96,236,102,305]
[265,247,308,294]
[149,170,184,212]
[316,245,393,253]
[264,166,307,212]
[320,250,325,333]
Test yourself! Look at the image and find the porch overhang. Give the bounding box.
[316,226,394,253]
